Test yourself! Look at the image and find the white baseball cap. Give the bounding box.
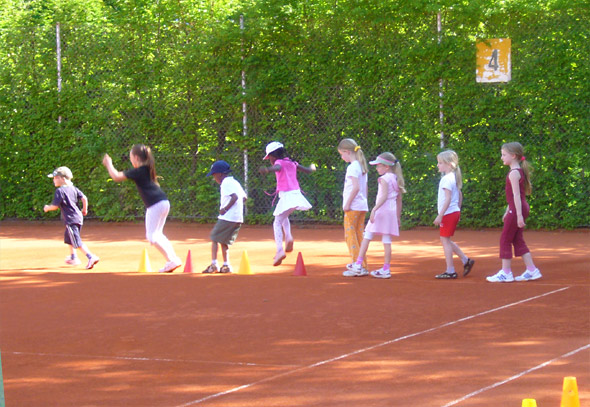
[47,166,73,180]
[263,141,284,159]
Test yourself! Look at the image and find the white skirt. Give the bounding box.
[273,189,312,216]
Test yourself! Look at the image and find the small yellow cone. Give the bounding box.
[138,248,152,273]
[561,377,580,407]
[238,250,252,275]
[522,399,537,407]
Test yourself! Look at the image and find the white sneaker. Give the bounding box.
[370,269,391,279]
[343,263,368,277]
[159,259,182,273]
[486,270,514,283]
[86,255,100,270]
[65,257,81,266]
[515,268,542,281]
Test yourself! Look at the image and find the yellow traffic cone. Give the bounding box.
[138,248,152,273]
[522,399,537,407]
[561,376,580,407]
[238,250,253,275]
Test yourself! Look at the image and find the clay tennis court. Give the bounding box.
[0,221,588,406]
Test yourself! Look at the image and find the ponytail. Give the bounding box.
[131,144,159,185]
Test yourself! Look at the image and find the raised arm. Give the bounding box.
[102,154,127,182]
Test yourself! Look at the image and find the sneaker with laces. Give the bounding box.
[435,271,457,279]
[463,258,475,276]
[342,263,368,277]
[370,269,391,279]
[202,263,218,274]
[159,259,182,273]
[86,255,100,270]
[514,268,542,281]
[486,270,514,282]
[219,264,233,273]
[65,257,81,266]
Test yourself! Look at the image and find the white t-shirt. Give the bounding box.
[437,172,460,215]
[343,160,368,211]
[219,176,247,223]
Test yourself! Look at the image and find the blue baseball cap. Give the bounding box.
[206,160,231,176]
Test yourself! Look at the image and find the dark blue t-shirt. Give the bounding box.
[51,185,85,225]
[124,165,167,207]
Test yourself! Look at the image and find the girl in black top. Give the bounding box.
[103,144,182,273]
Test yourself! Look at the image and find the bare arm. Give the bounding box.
[396,194,403,225]
[81,195,88,216]
[43,204,59,213]
[102,154,127,182]
[370,177,388,223]
[343,176,360,212]
[509,170,525,227]
[434,189,451,226]
[259,163,282,175]
[296,163,316,174]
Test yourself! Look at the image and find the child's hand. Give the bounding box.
[102,154,112,167]
[43,205,50,213]
[82,209,88,216]
[258,166,267,175]
[370,209,376,223]
[433,214,442,226]
[517,215,525,228]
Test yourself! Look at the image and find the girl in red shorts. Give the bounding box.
[433,150,475,279]
[486,142,542,282]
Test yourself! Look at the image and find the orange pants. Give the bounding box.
[343,210,367,268]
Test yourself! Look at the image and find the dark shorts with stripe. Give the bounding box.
[64,224,83,249]
[210,219,242,246]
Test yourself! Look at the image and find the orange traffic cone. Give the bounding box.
[293,252,307,276]
[183,250,193,273]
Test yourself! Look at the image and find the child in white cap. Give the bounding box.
[259,142,316,266]
[44,166,100,269]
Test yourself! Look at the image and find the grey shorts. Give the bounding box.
[210,219,242,245]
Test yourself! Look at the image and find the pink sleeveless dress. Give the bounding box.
[364,172,400,237]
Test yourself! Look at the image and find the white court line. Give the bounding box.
[175,286,571,407]
[441,343,590,407]
[5,351,299,368]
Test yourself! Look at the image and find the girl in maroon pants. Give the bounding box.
[487,142,542,282]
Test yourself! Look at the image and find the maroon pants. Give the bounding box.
[499,206,530,259]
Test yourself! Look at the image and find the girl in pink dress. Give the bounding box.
[259,141,316,266]
[344,152,406,279]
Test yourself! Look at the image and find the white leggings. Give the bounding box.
[363,230,392,244]
[145,200,178,261]
[273,208,295,252]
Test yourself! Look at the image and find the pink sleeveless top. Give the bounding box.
[275,158,300,192]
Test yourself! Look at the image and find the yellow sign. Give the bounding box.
[476,38,511,83]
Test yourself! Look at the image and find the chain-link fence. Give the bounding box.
[1,4,588,228]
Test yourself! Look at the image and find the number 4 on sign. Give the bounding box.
[488,49,499,70]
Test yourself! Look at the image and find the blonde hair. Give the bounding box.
[437,150,462,189]
[502,142,532,195]
[379,152,406,193]
[338,138,368,174]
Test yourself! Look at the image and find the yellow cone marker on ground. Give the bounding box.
[561,376,580,407]
[238,250,252,275]
[138,248,152,273]
[522,399,537,407]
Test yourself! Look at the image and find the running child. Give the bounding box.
[102,144,182,273]
[259,141,315,266]
[337,138,369,270]
[487,142,542,282]
[344,152,405,279]
[202,160,247,274]
[433,150,475,279]
[43,166,100,269]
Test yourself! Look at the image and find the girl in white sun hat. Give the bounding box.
[259,141,316,266]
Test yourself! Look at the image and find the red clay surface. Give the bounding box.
[0,220,589,406]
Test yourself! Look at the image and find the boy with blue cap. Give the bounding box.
[202,160,247,273]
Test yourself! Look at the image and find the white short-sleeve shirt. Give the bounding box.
[437,172,460,215]
[219,176,247,223]
[343,160,368,211]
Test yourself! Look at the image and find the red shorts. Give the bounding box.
[439,211,460,237]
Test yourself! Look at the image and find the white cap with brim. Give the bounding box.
[47,166,73,180]
[263,141,284,159]
[369,156,397,166]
